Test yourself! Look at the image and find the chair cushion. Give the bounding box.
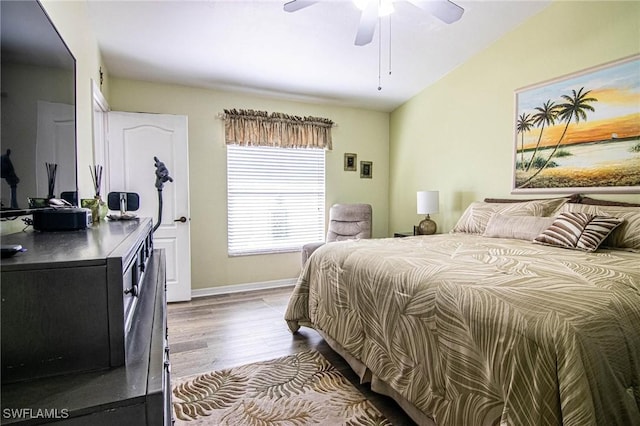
[326,203,372,241]
[328,221,370,241]
[329,203,373,222]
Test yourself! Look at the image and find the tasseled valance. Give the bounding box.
[223,109,333,150]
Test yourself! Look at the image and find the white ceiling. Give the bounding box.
[87,0,551,112]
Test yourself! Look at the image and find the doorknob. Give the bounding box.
[174,216,188,223]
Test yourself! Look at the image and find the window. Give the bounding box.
[227,145,325,256]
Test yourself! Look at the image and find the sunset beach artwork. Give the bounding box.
[512,54,639,193]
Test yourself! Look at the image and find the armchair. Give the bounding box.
[301,203,372,265]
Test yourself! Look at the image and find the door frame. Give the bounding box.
[91,79,110,197]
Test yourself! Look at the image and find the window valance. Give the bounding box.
[223,109,334,150]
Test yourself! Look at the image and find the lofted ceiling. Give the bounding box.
[87,0,551,112]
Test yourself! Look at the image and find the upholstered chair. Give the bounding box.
[301,203,372,265]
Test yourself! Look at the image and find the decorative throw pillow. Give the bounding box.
[471,204,543,234]
[483,214,556,241]
[533,212,623,252]
[558,204,640,250]
[576,216,625,251]
[452,201,543,234]
[452,198,568,235]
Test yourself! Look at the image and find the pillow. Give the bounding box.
[452,198,567,234]
[558,203,640,250]
[576,216,625,251]
[483,214,556,241]
[533,212,623,252]
[451,202,484,234]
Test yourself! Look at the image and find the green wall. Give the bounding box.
[389,1,640,235]
[108,79,389,290]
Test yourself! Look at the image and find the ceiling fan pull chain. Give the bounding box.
[388,16,392,76]
[377,15,382,91]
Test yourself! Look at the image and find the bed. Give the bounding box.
[284,195,640,425]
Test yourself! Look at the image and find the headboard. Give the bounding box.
[484,194,640,207]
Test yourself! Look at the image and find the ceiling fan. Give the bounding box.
[283,0,464,46]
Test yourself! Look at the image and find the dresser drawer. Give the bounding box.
[1,265,111,383]
[1,218,154,384]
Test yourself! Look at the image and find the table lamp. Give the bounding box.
[417,191,439,235]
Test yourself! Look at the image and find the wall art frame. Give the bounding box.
[512,54,640,194]
[360,161,372,179]
[344,153,357,171]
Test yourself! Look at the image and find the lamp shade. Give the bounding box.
[417,191,439,215]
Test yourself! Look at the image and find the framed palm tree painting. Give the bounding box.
[512,54,640,194]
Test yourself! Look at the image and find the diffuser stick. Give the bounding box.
[90,165,103,197]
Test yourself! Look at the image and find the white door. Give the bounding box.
[107,111,191,302]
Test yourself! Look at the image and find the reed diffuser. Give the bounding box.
[89,165,108,222]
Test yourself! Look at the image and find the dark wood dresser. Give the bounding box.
[0,218,171,425]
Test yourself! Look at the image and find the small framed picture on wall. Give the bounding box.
[360,161,372,179]
[344,153,357,171]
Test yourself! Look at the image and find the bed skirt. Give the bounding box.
[312,324,437,426]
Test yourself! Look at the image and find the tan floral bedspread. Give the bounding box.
[284,234,640,425]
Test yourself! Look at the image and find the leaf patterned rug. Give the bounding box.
[172,350,392,425]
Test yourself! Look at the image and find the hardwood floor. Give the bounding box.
[167,285,417,425]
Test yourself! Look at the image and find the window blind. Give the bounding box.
[227,145,325,256]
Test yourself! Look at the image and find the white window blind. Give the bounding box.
[227,145,325,256]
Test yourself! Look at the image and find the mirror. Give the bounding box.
[1,0,77,213]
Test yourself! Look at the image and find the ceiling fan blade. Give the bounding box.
[354,1,379,46]
[283,0,318,13]
[406,0,464,24]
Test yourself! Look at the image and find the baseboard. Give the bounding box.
[191,278,298,298]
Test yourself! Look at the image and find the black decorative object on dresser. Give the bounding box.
[0,218,171,425]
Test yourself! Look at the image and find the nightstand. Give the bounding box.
[394,226,418,238]
[394,232,412,238]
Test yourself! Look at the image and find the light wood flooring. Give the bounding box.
[167,285,416,425]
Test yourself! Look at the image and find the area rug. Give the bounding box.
[172,350,392,425]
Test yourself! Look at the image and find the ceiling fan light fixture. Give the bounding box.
[353,0,394,16]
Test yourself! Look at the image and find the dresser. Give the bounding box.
[0,218,171,425]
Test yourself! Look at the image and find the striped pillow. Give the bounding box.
[577,216,625,251]
[557,203,640,250]
[534,212,624,252]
